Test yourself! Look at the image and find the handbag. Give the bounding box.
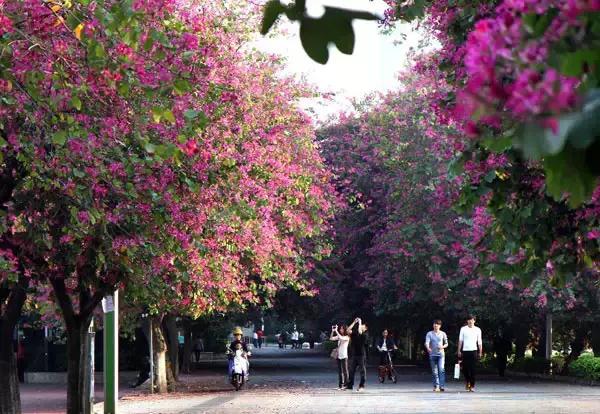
[454,362,461,379]
[330,347,339,359]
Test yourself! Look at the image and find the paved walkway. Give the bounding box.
[90,346,600,414]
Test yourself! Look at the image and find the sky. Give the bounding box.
[253,0,425,121]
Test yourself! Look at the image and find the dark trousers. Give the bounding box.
[17,359,25,383]
[347,354,366,389]
[496,352,507,377]
[379,351,391,366]
[337,358,349,387]
[462,351,477,387]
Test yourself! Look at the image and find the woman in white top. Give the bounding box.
[330,324,350,390]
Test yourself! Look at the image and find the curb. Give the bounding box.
[506,370,599,386]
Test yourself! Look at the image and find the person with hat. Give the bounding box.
[230,326,250,354]
[228,326,251,379]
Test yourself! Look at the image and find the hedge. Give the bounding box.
[509,357,550,374]
[569,355,600,381]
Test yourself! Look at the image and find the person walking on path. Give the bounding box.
[493,327,511,377]
[291,328,300,349]
[253,331,259,349]
[279,331,287,349]
[425,319,448,392]
[331,324,350,390]
[193,337,204,363]
[257,329,264,349]
[347,317,368,392]
[458,315,483,392]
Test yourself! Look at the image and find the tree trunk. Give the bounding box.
[0,281,28,414]
[562,327,587,373]
[164,315,179,380]
[537,322,547,359]
[0,340,19,414]
[50,277,104,414]
[514,324,528,359]
[152,315,168,394]
[182,319,192,374]
[591,323,600,356]
[65,317,93,414]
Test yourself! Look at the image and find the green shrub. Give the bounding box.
[479,354,497,369]
[323,340,337,354]
[510,357,550,374]
[551,355,565,373]
[569,356,600,381]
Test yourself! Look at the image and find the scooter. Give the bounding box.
[227,346,250,391]
[377,350,397,383]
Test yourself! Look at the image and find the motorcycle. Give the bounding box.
[377,350,397,383]
[227,346,250,391]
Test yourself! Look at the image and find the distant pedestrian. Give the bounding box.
[330,323,350,390]
[193,337,204,362]
[16,340,26,383]
[425,319,448,392]
[347,317,368,391]
[493,327,511,377]
[253,331,259,348]
[291,329,299,349]
[257,329,264,348]
[279,331,287,349]
[458,315,483,392]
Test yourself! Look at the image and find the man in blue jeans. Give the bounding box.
[425,319,448,392]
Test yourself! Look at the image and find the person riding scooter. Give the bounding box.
[227,327,251,386]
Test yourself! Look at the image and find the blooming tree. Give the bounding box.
[1,0,334,411]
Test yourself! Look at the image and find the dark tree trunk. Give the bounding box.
[50,277,104,414]
[536,324,547,359]
[0,281,27,414]
[164,315,179,381]
[514,324,528,359]
[562,328,587,373]
[66,322,83,414]
[182,319,192,374]
[591,323,600,356]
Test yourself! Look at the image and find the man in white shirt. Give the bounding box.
[291,329,300,349]
[458,315,482,392]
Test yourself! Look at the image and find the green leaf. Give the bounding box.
[162,110,176,124]
[173,79,191,95]
[70,96,82,111]
[559,50,600,77]
[184,109,200,120]
[295,6,378,64]
[72,168,85,178]
[484,170,496,183]
[299,19,329,64]
[151,107,162,123]
[513,120,571,159]
[565,92,600,149]
[184,109,208,129]
[544,144,598,207]
[261,0,287,35]
[52,131,68,146]
[482,134,512,153]
[144,142,156,154]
